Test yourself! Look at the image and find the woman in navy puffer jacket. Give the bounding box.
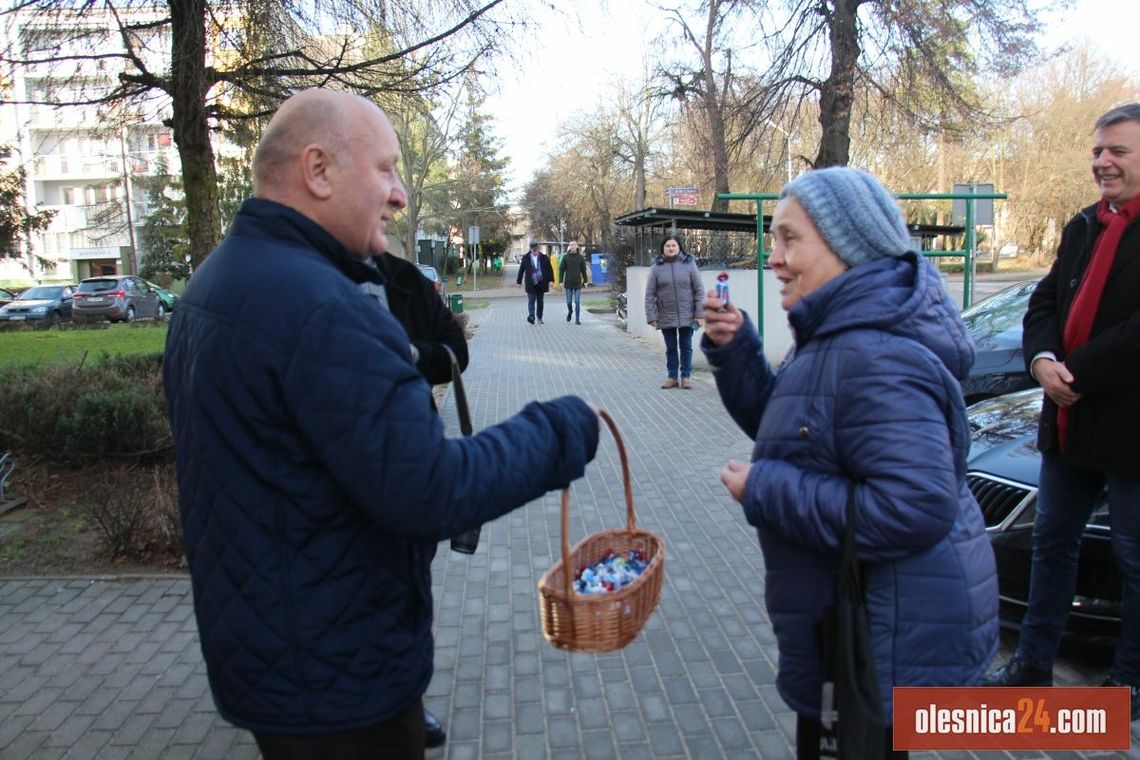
[701,168,998,757]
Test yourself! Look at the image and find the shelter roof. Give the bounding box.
[613,207,765,233]
[613,207,964,238]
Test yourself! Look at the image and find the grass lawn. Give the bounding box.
[0,323,168,369]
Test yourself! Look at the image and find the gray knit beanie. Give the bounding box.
[779,167,911,268]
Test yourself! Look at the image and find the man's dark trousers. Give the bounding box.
[1017,453,1140,685]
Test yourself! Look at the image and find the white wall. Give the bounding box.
[626,267,794,367]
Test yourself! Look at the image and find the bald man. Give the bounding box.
[163,89,600,760]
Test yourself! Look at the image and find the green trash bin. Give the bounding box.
[448,293,464,313]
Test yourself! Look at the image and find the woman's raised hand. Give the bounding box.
[701,289,742,347]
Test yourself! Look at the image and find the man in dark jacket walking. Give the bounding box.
[163,89,600,759]
[981,103,1140,718]
[516,241,554,323]
[559,241,590,324]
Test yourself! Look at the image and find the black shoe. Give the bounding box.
[526,315,535,324]
[575,319,581,324]
[424,707,446,748]
[567,310,572,322]
[1101,677,1140,721]
[538,318,544,324]
[980,655,1053,687]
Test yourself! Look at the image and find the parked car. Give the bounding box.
[146,282,179,312]
[960,279,1040,405]
[417,264,445,299]
[0,287,16,307]
[0,284,75,324]
[72,275,164,324]
[966,389,1119,639]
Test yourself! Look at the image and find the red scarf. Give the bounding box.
[1057,194,1140,451]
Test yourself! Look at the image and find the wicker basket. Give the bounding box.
[538,409,665,653]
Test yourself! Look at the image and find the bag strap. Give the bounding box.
[442,345,472,437]
[820,480,861,738]
[842,483,871,601]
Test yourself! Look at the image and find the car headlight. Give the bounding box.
[29,306,47,314]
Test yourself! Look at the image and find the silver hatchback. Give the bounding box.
[72,276,164,324]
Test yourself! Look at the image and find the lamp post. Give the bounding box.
[765,119,793,183]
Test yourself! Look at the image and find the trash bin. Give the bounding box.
[448,293,464,313]
[590,253,612,286]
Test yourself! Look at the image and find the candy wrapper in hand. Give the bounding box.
[715,271,730,308]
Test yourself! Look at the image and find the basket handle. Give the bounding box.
[560,408,635,599]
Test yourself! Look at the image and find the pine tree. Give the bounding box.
[0,146,55,270]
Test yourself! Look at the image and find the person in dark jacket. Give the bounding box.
[516,241,554,324]
[981,103,1140,717]
[373,251,467,388]
[559,241,590,324]
[701,167,998,759]
[368,250,466,748]
[162,89,600,760]
[645,235,704,388]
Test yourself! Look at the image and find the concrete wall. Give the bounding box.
[626,267,794,367]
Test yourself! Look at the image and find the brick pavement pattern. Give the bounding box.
[2,279,1138,759]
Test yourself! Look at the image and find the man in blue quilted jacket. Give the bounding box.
[163,88,600,759]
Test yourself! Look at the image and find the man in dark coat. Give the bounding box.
[373,252,467,388]
[163,88,600,759]
[369,250,466,748]
[516,240,554,324]
[982,103,1140,718]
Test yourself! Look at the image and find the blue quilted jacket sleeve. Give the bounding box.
[286,296,597,540]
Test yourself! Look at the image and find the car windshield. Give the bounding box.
[961,281,1036,343]
[18,286,62,300]
[78,280,119,293]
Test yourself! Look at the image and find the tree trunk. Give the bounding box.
[705,89,730,211]
[815,0,861,168]
[634,94,651,209]
[169,0,221,272]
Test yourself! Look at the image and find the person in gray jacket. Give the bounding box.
[645,235,704,388]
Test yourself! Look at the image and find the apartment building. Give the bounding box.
[1,4,180,286]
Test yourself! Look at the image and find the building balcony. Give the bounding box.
[32,154,121,180]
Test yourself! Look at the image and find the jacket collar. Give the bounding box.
[655,251,692,265]
[234,198,385,286]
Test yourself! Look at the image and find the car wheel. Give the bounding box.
[46,310,60,327]
[155,303,166,321]
[125,305,136,323]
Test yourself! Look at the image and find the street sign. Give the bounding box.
[666,187,700,206]
[467,226,480,244]
[952,184,994,226]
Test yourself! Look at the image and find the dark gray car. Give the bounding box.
[0,284,75,325]
[959,279,1040,405]
[72,276,163,324]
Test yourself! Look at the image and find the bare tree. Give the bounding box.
[981,47,1139,258]
[2,0,514,269]
[612,71,666,209]
[764,0,1048,168]
[657,0,777,211]
[385,88,465,258]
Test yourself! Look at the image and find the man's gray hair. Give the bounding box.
[1095,103,1140,131]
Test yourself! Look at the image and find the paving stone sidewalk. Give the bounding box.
[1,282,1137,758]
